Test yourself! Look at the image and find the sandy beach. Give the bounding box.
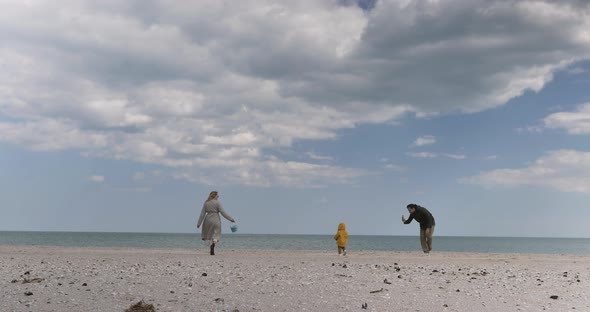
[1,245,588,312]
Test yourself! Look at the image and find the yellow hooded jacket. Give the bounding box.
[334,223,349,247]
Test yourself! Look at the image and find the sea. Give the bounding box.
[1,231,590,254]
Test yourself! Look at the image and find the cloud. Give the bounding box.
[88,175,105,183]
[115,186,151,193]
[407,152,438,158]
[516,125,543,134]
[0,119,108,151]
[132,172,145,181]
[543,103,590,134]
[384,163,404,171]
[463,150,590,193]
[412,135,436,147]
[306,152,334,161]
[407,152,465,159]
[352,0,590,114]
[567,67,586,75]
[171,159,368,188]
[442,153,466,160]
[1,0,589,187]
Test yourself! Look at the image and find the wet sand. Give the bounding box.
[1,245,588,311]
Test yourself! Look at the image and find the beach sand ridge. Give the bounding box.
[1,246,588,311]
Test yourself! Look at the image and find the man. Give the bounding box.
[402,203,436,254]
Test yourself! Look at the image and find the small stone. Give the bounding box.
[342,264,347,268]
[550,295,558,300]
[126,300,155,312]
[202,273,207,276]
[24,291,33,296]
[82,283,87,286]
[456,289,460,292]
[443,304,449,307]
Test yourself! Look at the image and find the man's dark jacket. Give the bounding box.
[404,206,435,230]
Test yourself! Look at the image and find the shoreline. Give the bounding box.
[2,244,590,257]
[2,233,589,255]
[1,245,588,311]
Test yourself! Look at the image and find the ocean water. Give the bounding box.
[1,231,590,254]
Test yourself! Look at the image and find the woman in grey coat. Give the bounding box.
[197,191,235,255]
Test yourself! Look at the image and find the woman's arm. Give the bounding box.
[217,202,235,222]
[196,203,207,228]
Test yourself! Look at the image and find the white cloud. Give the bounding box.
[0,119,108,151]
[115,186,151,192]
[132,172,145,181]
[412,135,436,147]
[463,150,590,193]
[442,153,466,160]
[384,163,404,171]
[543,103,590,134]
[317,197,329,204]
[85,99,153,128]
[88,175,105,183]
[172,159,368,188]
[306,152,334,161]
[407,152,465,159]
[567,67,586,75]
[516,125,543,134]
[407,152,437,158]
[0,0,589,187]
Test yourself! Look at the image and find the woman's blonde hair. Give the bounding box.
[206,191,218,201]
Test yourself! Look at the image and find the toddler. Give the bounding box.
[333,222,349,256]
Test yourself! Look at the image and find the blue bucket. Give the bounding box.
[230,224,238,233]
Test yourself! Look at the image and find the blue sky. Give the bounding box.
[1,0,590,237]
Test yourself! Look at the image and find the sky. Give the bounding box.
[1,0,590,237]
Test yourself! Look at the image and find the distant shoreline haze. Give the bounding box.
[1,230,588,239]
[1,232,589,255]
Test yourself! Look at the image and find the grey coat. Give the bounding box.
[197,199,235,241]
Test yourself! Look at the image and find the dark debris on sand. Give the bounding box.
[125,300,156,312]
